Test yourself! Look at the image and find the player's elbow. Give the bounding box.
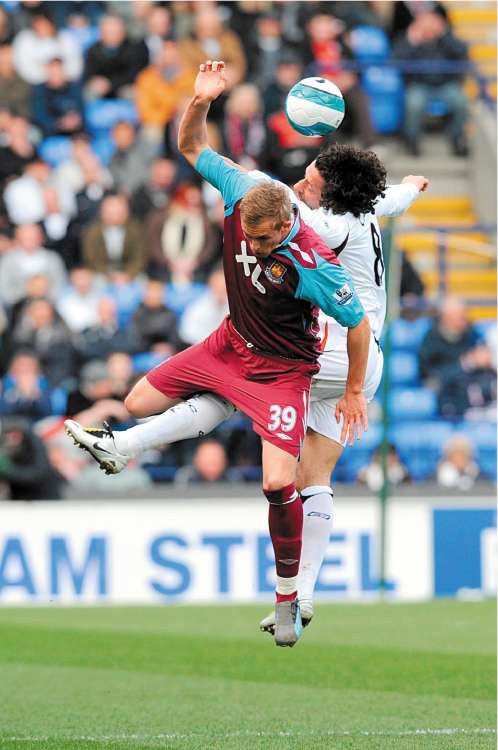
[344,313,370,333]
[352,314,370,333]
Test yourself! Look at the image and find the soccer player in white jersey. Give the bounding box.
[257,145,428,632]
[65,140,427,629]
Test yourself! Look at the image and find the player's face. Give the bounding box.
[293,162,325,209]
[241,218,292,257]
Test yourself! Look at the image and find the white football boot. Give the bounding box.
[64,419,129,475]
[260,599,314,637]
[274,599,303,647]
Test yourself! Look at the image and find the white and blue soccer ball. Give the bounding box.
[285,77,345,136]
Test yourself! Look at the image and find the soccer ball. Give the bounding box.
[285,77,345,137]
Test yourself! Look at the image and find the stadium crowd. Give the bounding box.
[0,0,494,499]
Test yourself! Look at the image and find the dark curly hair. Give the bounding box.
[315,143,387,217]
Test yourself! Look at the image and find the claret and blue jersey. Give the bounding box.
[195,148,365,364]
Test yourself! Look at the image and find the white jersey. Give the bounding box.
[293,183,420,343]
[248,170,420,344]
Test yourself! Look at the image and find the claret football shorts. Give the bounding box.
[146,318,315,457]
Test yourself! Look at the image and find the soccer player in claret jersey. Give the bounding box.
[65,60,371,647]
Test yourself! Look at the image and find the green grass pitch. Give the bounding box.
[0,600,495,750]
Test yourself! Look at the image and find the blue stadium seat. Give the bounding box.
[474,318,496,343]
[91,136,115,165]
[390,420,454,480]
[389,318,432,352]
[388,351,419,386]
[456,422,497,481]
[132,352,168,374]
[105,279,144,327]
[143,465,177,482]
[361,66,404,134]
[335,423,382,482]
[349,26,390,64]
[49,388,68,416]
[84,99,139,137]
[388,387,437,421]
[426,99,449,117]
[38,136,72,167]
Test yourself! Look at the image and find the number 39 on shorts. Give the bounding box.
[268,404,297,432]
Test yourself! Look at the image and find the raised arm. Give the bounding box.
[178,60,227,166]
[375,175,429,217]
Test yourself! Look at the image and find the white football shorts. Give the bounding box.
[308,328,383,446]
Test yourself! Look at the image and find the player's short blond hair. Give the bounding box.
[240,182,292,229]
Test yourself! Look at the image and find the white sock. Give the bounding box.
[113,394,235,456]
[297,485,334,606]
[276,575,298,596]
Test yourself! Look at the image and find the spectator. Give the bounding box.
[84,14,148,99]
[41,186,81,269]
[50,2,105,33]
[262,109,322,185]
[106,351,135,400]
[108,120,158,195]
[142,3,173,61]
[392,11,469,156]
[146,183,218,280]
[179,267,228,346]
[7,272,53,333]
[31,57,84,137]
[130,278,180,354]
[0,223,67,306]
[462,345,497,419]
[54,132,112,207]
[130,157,177,221]
[75,296,139,364]
[224,84,265,168]
[262,48,304,120]
[419,297,494,417]
[0,351,53,422]
[12,11,82,85]
[0,6,13,45]
[0,43,31,118]
[0,113,36,187]
[165,265,207,321]
[135,38,196,142]
[437,434,479,491]
[82,193,146,280]
[305,13,378,149]
[0,417,64,500]
[74,157,113,227]
[174,438,244,485]
[390,1,448,41]
[57,266,105,333]
[358,444,411,491]
[10,297,75,387]
[246,12,293,87]
[4,158,74,225]
[180,4,246,122]
[65,358,130,424]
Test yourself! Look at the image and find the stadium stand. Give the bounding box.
[0,0,494,497]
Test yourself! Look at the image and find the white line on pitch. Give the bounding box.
[2,728,497,742]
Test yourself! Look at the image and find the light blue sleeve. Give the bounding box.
[195,148,258,213]
[280,249,365,328]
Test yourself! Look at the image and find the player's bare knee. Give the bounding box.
[262,475,295,494]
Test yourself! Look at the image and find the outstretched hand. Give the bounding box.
[195,60,226,103]
[402,175,429,192]
[335,389,368,447]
